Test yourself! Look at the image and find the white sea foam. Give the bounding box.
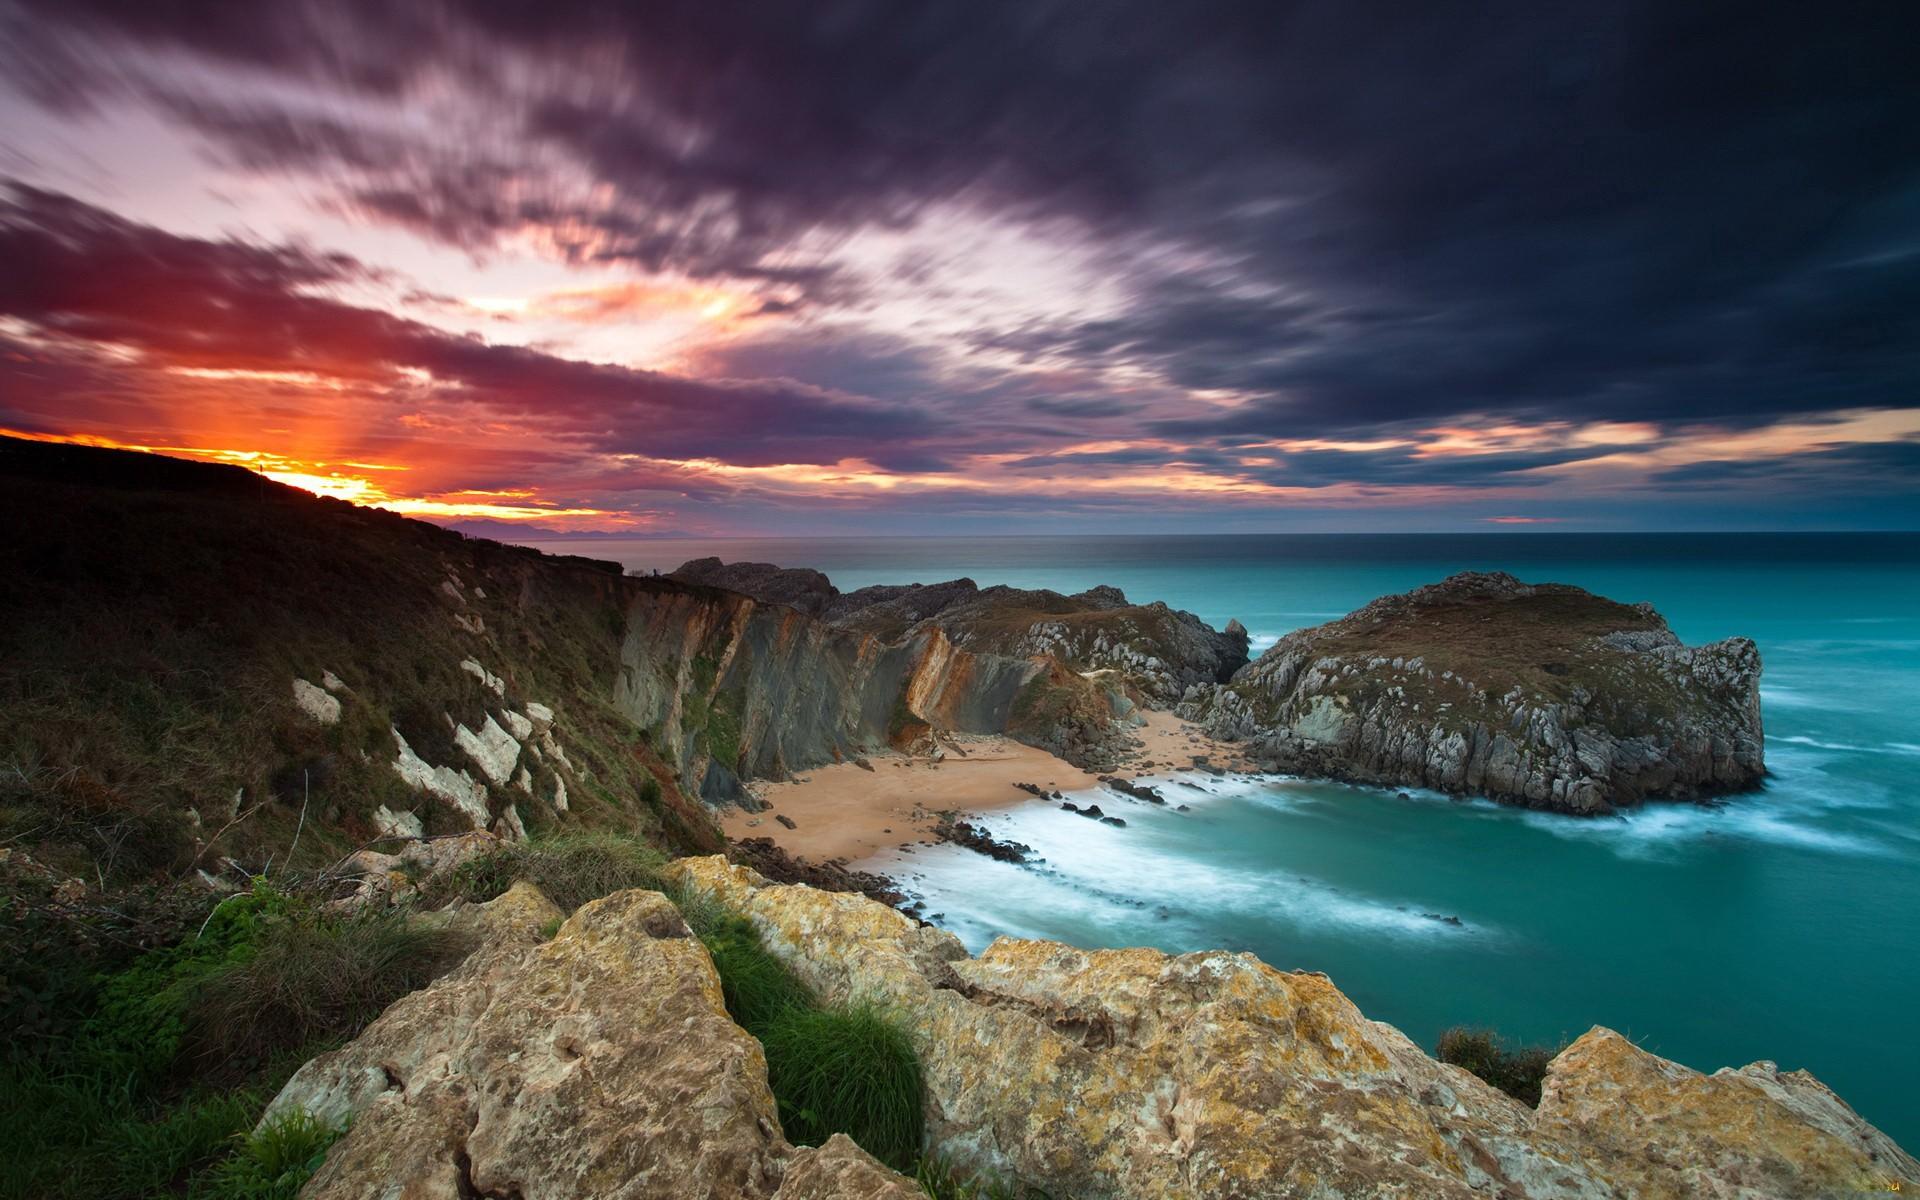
[1773,735,1920,758]
[1517,795,1886,859]
[1772,734,1869,752]
[882,776,1493,952]
[1760,685,1828,709]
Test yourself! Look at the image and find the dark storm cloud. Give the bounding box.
[684,327,1154,456]
[1002,442,1613,491]
[1650,440,1920,490]
[4,0,1918,479]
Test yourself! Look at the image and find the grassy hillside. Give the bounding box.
[0,435,721,888]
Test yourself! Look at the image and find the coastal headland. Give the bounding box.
[10,435,1897,1200]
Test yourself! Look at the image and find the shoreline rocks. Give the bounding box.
[932,816,1034,863]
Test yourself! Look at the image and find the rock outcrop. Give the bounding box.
[670,857,1916,1199]
[1180,572,1764,813]
[672,557,1250,704]
[265,882,919,1199]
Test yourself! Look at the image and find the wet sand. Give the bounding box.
[723,710,1251,864]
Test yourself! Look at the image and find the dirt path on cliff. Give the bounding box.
[725,711,1251,864]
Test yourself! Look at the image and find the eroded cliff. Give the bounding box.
[672,557,1251,703]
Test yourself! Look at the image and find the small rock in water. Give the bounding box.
[775,814,797,830]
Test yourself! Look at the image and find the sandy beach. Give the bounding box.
[724,709,1251,864]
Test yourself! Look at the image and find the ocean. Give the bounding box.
[517,532,1920,1144]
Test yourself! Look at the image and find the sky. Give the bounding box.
[1,1,1916,535]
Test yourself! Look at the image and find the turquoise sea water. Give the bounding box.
[522,533,1920,1144]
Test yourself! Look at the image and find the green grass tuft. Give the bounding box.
[696,911,815,1033]
[1436,1026,1561,1107]
[0,1059,266,1200]
[193,1109,344,1200]
[672,886,926,1172]
[763,1005,924,1172]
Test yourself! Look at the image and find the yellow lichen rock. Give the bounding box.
[1538,1027,1917,1199]
[265,884,918,1199]
[668,855,1918,1199]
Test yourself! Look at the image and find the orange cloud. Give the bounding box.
[2,429,628,527]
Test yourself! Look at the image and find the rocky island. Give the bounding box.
[1180,571,1766,813]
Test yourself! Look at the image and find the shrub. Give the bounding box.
[1436,1026,1560,1107]
[763,1005,924,1172]
[0,881,458,1200]
[193,1110,343,1200]
[0,873,218,1055]
[432,831,667,914]
[73,884,300,1086]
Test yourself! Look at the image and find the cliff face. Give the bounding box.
[1180,572,1764,813]
[673,558,1251,703]
[267,862,1918,1199]
[610,581,1066,801]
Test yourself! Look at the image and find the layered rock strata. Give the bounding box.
[622,575,1194,797]
[671,557,1250,703]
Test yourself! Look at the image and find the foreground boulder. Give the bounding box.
[263,883,916,1199]
[670,856,1915,1199]
[1180,572,1764,813]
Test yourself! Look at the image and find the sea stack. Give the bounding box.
[1180,572,1764,813]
